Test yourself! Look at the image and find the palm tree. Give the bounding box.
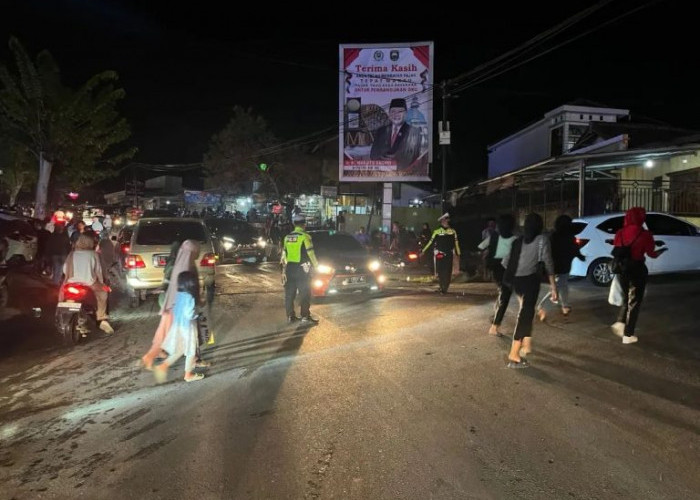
[0,36,136,219]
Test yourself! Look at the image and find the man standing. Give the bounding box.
[282,214,319,323]
[422,213,461,294]
[370,98,422,171]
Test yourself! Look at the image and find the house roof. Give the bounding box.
[573,120,700,150]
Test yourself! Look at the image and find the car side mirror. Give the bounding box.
[655,240,665,246]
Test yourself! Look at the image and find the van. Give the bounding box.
[125,217,216,307]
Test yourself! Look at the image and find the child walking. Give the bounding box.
[154,271,204,383]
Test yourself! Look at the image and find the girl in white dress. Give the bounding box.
[154,271,204,383]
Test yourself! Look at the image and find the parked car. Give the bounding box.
[205,218,267,263]
[306,230,386,298]
[570,211,700,286]
[124,217,217,307]
[0,212,38,264]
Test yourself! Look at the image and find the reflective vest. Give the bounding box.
[283,226,319,267]
[422,227,461,256]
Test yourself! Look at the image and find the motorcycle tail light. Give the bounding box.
[125,254,146,269]
[407,252,419,261]
[120,243,130,254]
[63,284,89,300]
[200,253,217,267]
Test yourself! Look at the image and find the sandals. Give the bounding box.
[184,373,204,382]
[536,309,546,322]
[154,364,168,384]
[507,359,530,369]
[562,307,572,316]
[137,357,154,371]
[195,359,211,368]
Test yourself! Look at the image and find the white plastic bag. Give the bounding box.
[608,274,624,307]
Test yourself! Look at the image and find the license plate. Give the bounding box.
[57,301,81,311]
[342,275,366,285]
[153,254,169,267]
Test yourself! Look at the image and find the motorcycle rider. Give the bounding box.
[282,214,319,323]
[421,213,461,294]
[62,233,114,334]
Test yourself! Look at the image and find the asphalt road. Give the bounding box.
[0,264,699,500]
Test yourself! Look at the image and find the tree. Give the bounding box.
[203,106,277,194]
[0,36,136,219]
[0,139,36,205]
[203,105,323,199]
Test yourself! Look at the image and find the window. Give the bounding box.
[645,214,693,236]
[136,220,208,245]
[596,216,625,234]
[599,115,603,120]
[550,126,563,156]
[572,222,588,235]
[579,114,583,120]
[566,124,588,152]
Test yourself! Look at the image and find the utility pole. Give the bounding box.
[439,81,451,213]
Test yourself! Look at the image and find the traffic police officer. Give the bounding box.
[422,212,461,294]
[282,213,319,323]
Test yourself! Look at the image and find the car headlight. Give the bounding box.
[368,260,381,272]
[316,264,334,274]
[222,241,233,251]
[257,237,267,248]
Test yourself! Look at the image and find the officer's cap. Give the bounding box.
[438,212,450,222]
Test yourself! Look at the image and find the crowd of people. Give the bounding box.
[478,206,664,368]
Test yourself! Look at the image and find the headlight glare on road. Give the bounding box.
[317,264,334,274]
[368,260,381,272]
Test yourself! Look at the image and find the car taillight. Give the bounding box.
[575,238,590,248]
[120,243,130,254]
[407,252,419,261]
[126,254,146,269]
[63,284,88,301]
[200,253,217,267]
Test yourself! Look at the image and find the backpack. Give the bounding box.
[610,230,641,275]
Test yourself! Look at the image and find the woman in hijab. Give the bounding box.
[500,213,557,368]
[140,239,201,370]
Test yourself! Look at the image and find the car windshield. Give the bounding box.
[206,219,257,238]
[135,220,207,245]
[312,232,364,253]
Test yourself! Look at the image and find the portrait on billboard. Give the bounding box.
[339,42,434,182]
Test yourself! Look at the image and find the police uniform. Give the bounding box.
[282,217,319,322]
[422,213,461,293]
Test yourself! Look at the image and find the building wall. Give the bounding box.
[488,105,630,179]
[487,121,550,178]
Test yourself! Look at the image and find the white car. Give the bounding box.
[0,212,38,264]
[570,212,700,286]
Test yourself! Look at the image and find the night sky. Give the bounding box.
[2,0,696,191]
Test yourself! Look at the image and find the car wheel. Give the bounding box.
[588,258,614,287]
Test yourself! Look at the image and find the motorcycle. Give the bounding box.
[55,282,108,346]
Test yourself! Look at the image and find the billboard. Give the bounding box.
[339,42,434,182]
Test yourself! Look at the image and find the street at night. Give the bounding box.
[1,266,698,499]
